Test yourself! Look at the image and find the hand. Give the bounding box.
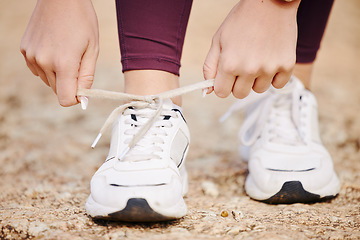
[203,0,300,99]
[20,0,99,107]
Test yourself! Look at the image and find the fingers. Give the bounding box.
[21,48,51,87]
[21,43,96,107]
[22,48,80,107]
[20,0,100,108]
[272,70,293,89]
[215,64,293,99]
[203,36,220,94]
[252,72,275,94]
[21,48,96,107]
[24,58,39,77]
[232,76,255,99]
[56,45,98,107]
[213,58,239,98]
[26,53,59,94]
[54,57,80,107]
[43,69,56,93]
[214,56,262,99]
[204,0,298,100]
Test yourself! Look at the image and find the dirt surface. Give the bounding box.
[1,1,360,239]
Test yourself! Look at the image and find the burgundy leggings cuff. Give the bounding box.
[121,57,181,76]
[296,48,317,63]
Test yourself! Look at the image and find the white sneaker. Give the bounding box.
[227,76,340,204]
[85,99,190,221]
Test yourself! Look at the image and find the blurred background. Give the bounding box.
[0,0,359,239]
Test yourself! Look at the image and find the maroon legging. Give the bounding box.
[115,0,334,76]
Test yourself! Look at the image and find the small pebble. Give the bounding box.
[221,210,229,217]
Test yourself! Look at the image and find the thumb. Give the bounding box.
[203,38,220,94]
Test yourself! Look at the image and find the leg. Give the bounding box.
[294,0,334,89]
[86,0,193,222]
[124,70,181,105]
[115,0,193,106]
[293,63,313,89]
[238,0,340,204]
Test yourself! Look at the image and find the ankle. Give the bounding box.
[124,70,182,106]
[293,63,314,90]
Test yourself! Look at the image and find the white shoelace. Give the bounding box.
[221,80,306,146]
[121,106,177,162]
[77,79,214,159]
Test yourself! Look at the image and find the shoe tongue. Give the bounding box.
[162,98,182,120]
[270,93,303,146]
[274,92,292,109]
[271,78,297,109]
[162,98,180,111]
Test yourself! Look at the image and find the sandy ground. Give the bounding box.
[1,0,360,239]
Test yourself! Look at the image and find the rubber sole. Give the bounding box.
[261,181,338,204]
[93,198,177,222]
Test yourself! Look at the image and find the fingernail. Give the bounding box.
[80,96,88,110]
[202,89,207,98]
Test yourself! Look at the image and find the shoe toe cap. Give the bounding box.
[90,168,183,210]
[248,152,338,197]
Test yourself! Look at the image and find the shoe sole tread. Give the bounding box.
[93,198,176,222]
[261,181,338,204]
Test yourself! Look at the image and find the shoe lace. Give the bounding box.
[77,79,214,160]
[221,80,306,146]
[121,105,177,162]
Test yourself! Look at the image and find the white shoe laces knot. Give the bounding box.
[77,79,215,160]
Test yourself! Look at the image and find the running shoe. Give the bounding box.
[229,76,340,203]
[85,99,190,221]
